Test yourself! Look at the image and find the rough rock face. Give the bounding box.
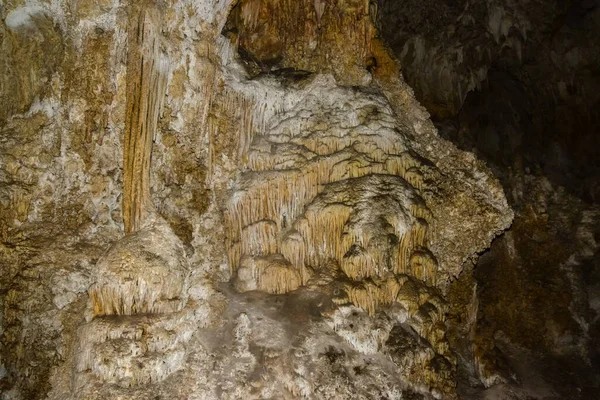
[1,1,513,399]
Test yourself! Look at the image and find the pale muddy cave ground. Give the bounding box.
[0,0,600,399]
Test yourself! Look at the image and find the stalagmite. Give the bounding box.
[77,5,195,386]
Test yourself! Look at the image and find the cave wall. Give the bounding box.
[0,1,227,397]
[9,0,597,399]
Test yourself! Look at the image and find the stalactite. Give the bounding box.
[240,0,262,30]
[206,82,286,180]
[240,220,278,256]
[279,229,308,276]
[236,255,304,294]
[206,88,256,173]
[345,277,404,316]
[231,0,375,85]
[89,276,184,317]
[341,245,378,281]
[410,202,433,224]
[409,249,438,287]
[403,167,424,192]
[123,7,169,234]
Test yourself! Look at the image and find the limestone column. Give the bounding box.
[123,4,168,233]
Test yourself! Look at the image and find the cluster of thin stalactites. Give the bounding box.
[220,87,440,320]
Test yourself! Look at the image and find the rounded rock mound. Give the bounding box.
[89,213,189,317]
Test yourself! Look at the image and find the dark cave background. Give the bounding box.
[377,0,600,398]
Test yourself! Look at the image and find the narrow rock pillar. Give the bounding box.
[123,5,168,233]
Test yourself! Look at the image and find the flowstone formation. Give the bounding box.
[227,78,437,297]
[217,68,511,396]
[1,1,512,399]
[222,76,455,393]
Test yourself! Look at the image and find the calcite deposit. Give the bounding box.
[1,1,515,399]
